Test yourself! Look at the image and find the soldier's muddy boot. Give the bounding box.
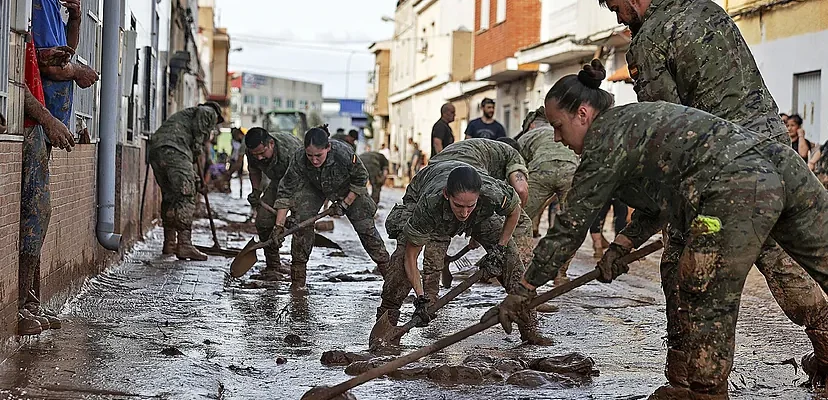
[648,385,729,400]
[255,248,288,281]
[291,262,308,292]
[162,228,177,255]
[803,329,828,387]
[553,262,571,286]
[176,230,208,261]
[375,307,401,326]
[17,310,43,336]
[518,311,554,346]
[590,233,606,258]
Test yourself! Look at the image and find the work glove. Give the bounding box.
[247,188,262,208]
[597,243,632,283]
[478,244,508,280]
[269,224,286,248]
[413,295,431,327]
[331,201,349,217]
[481,284,535,335]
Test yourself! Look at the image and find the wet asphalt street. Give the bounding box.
[0,180,824,399]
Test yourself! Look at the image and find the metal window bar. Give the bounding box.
[72,0,101,139]
[0,0,11,118]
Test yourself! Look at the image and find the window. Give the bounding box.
[243,95,255,104]
[496,0,506,23]
[273,97,282,108]
[259,96,269,106]
[286,99,295,109]
[480,0,490,30]
[299,100,308,110]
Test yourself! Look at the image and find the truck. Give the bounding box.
[262,109,309,139]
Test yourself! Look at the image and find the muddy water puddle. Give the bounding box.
[0,182,818,399]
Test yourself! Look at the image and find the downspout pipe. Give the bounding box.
[96,0,122,251]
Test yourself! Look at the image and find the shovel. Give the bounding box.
[229,207,337,278]
[259,202,342,250]
[441,244,475,289]
[196,162,229,256]
[370,269,485,350]
[303,241,664,400]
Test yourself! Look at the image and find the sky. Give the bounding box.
[214,0,397,100]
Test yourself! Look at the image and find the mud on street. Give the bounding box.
[0,181,820,399]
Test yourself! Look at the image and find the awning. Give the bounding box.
[608,64,632,83]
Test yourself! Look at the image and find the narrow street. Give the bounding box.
[0,181,818,400]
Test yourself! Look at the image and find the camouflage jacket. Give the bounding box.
[274,139,369,208]
[628,0,787,143]
[516,121,579,171]
[429,138,528,181]
[331,133,356,150]
[524,101,768,286]
[401,160,520,247]
[359,151,389,180]
[149,105,217,160]
[246,132,303,182]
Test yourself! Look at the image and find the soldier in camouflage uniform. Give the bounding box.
[429,139,535,270]
[601,0,828,385]
[242,127,303,274]
[382,161,551,345]
[358,151,389,205]
[272,127,389,290]
[494,65,828,398]
[148,102,223,261]
[331,129,358,150]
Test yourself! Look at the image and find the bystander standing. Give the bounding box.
[431,103,455,156]
[465,98,506,140]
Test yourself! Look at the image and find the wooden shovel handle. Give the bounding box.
[444,244,474,264]
[248,207,336,252]
[306,240,663,400]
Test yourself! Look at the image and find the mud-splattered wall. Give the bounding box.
[0,141,161,354]
[0,142,22,343]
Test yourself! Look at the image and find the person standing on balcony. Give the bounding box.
[431,103,455,156]
[465,98,506,140]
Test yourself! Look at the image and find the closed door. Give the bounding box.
[795,71,822,144]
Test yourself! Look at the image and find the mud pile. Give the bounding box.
[320,350,599,388]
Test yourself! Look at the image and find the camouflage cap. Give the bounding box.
[201,101,225,124]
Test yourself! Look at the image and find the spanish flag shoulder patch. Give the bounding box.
[352,154,357,164]
[501,195,508,209]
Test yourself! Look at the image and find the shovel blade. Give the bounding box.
[230,237,260,278]
[314,233,342,250]
[368,311,407,350]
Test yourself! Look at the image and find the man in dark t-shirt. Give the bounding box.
[431,103,455,156]
[465,98,506,140]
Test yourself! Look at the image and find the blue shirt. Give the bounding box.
[32,0,74,127]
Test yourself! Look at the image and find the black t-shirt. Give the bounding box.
[431,119,455,157]
[465,118,506,140]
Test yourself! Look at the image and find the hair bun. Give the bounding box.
[578,59,606,90]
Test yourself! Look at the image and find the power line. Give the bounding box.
[230,63,372,75]
[232,36,371,54]
[233,32,454,48]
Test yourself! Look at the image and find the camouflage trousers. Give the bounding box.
[254,181,312,267]
[524,161,577,234]
[369,175,384,206]
[660,145,828,395]
[149,147,197,231]
[19,126,51,307]
[379,205,541,339]
[289,185,389,269]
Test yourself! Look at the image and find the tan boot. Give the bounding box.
[162,228,177,255]
[553,262,571,286]
[24,302,61,329]
[291,262,308,292]
[176,230,208,261]
[518,310,554,346]
[803,328,828,387]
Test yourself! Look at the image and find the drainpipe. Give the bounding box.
[96,0,122,251]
